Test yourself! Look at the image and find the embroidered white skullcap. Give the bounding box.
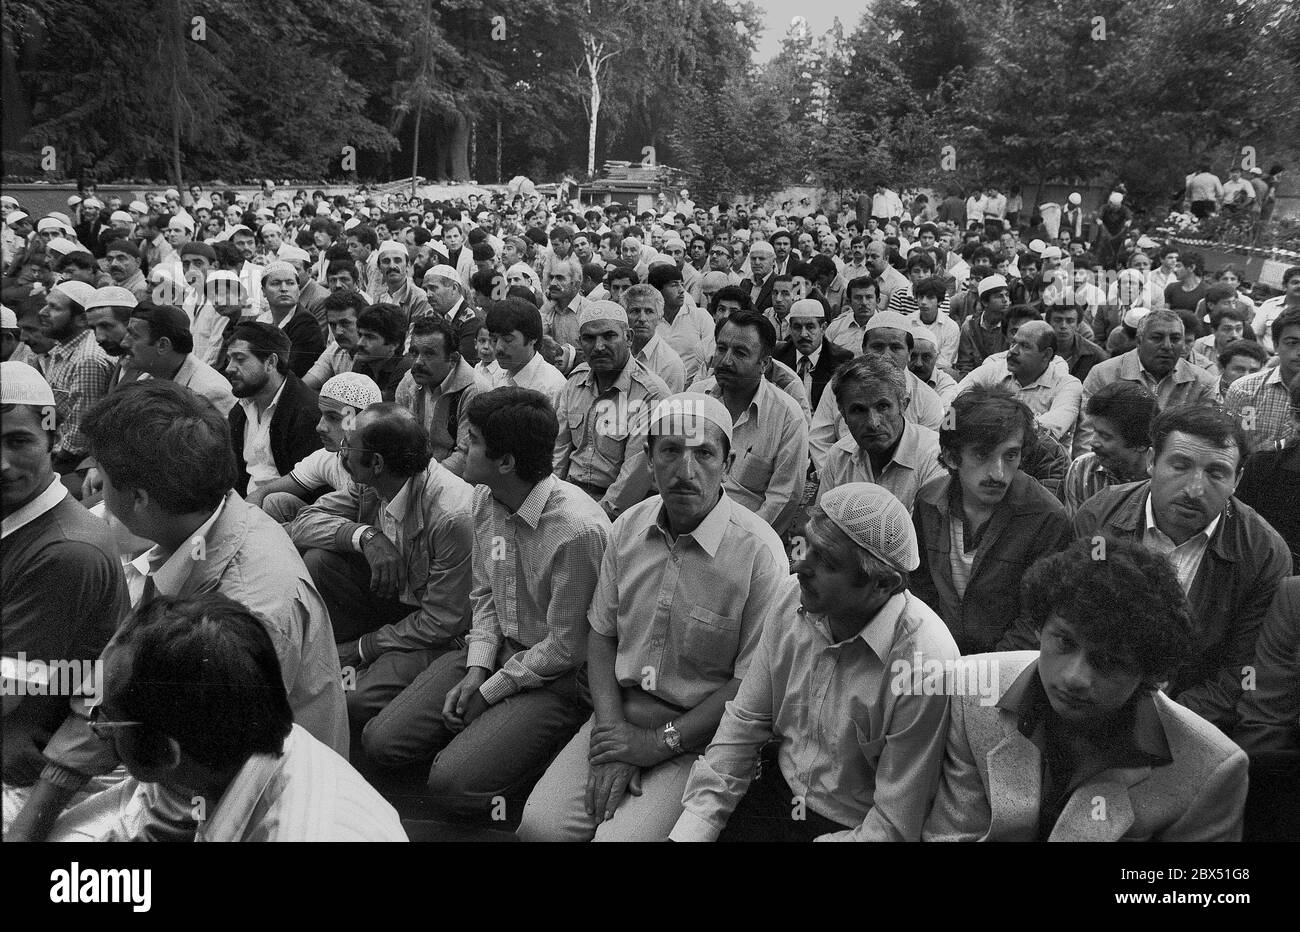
[44,237,80,257]
[320,372,382,413]
[1,305,17,329]
[647,392,733,445]
[819,482,920,571]
[342,217,362,232]
[864,310,914,334]
[85,286,139,311]
[53,280,97,308]
[0,360,56,407]
[424,264,460,284]
[578,300,628,327]
[747,239,775,257]
[277,243,310,264]
[261,260,296,281]
[109,210,133,224]
[377,240,407,259]
[977,274,1011,297]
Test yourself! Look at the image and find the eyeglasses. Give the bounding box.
[88,703,146,740]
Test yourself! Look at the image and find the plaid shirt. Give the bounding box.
[43,329,112,459]
[1224,365,1295,453]
[465,476,610,703]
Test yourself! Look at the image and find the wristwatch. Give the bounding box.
[360,527,379,550]
[662,721,682,754]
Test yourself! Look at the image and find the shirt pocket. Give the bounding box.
[731,450,775,495]
[681,605,742,681]
[852,721,887,773]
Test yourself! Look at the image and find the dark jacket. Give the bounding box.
[445,299,483,363]
[1234,440,1300,567]
[1068,480,1293,732]
[1062,332,1109,382]
[353,352,414,402]
[774,339,853,409]
[280,308,327,380]
[743,272,776,315]
[228,372,322,495]
[912,471,1072,654]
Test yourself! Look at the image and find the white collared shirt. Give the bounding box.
[129,496,229,606]
[1142,494,1221,593]
[0,477,68,539]
[239,380,288,493]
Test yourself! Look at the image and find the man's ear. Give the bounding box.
[497,451,517,478]
[117,729,182,783]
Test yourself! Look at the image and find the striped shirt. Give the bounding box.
[1224,365,1294,453]
[44,328,113,459]
[1061,452,1127,518]
[196,725,407,841]
[465,477,610,703]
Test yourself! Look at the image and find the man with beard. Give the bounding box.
[374,240,431,333]
[554,302,669,519]
[623,283,687,393]
[249,372,382,521]
[351,303,413,402]
[225,322,321,496]
[103,240,148,303]
[82,287,140,390]
[258,262,325,380]
[1061,381,1157,518]
[303,291,366,390]
[774,298,853,410]
[225,224,265,314]
[395,316,487,478]
[37,281,113,488]
[818,356,943,513]
[541,255,593,350]
[911,388,1072,654]
[907,320,959,405]
[1052,405,1293,734]
[1077,309,1220,456]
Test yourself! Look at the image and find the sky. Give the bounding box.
[750,0,866,61]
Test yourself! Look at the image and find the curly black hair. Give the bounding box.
[1020,536,1193,687]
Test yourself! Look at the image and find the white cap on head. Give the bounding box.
[1039,246,1063,260]
[662,235,686,251]
[109,210,133,224]
[748,240,775,257]
[165,188,181,199]
[647,253,676,268]
[37,217,64,233]
[53,280,97,308]
[85,286,139,311]
[67,195,83,208]
[1123,307,1151,329]
[50,212,73,230]
[342,217,362,232]
[908,318,937,347]
[0,360,56,407]
[700,270,731,291]
[377,240,406,259]
[789,298,825,320]
[977,274,1010,297]
[260,222,282,236]
[169,213,195,233]
[5,210,29,226]
[647,392,734,446]
[578,300,628,327]
[0,195,17,210]
[0,305,17,329]
[129,201,149,214]
[1134,235,1159,250]
[278,243,310,264]
[44,237,80,257]
[83,197,104,210]
[320,372,383,412]
[195,198,213,210]
[863,310,914,334]
[261,260,296,281]
[819,482,919,571]
[1027,238,1046,254]
[1068,192,1082,206]
[424,264,460,284]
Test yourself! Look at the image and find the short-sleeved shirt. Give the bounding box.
[588,493,788,709]
[818,421,944,513]
[290,448,351,494]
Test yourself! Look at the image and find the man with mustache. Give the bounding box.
[774,298,853,410]
[82,287,139,389]
[1076,309,1219,457]
[394,315,488,479]
[103,239,148,303]
[540,255,593,350]
[911,387,1072,654]
[553,302,670,520]
[1056,405,1293,733]
[303,291,366,391]
[623,284,687,393]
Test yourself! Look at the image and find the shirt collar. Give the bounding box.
[51,328,96,360]
[797,344,822,369]
[438,356,477,394]
[649,491,733,557]
[807,590,907,658]
[510,473,557,529]
[238,377,287,420]
[1143,493,1221,543]
[0,476,68,538]
[145,495,228,596]
[384,476,415,525]
[197,725,299,841]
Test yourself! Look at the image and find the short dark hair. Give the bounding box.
[114,594,294,770]
[905,252,936,274]
[409,314,459,358]
[1179,251,1204,274]
[326,259,358,281]
[1021,538,1192,687]
[914,275,948,302]
[230,321,292,375]
[1272,306,1300,345]
[846,275,878,299]
[465,387,556,483]
[506,285,540,308]
[130,304,194,355]
[484,297,542,345]
[1150,404,1248,468]
[605,265,639,286]
[1002,305,1041,338]
[709,284,750,317]
[347,225,379,250]
[356,303,406,346]
[356,403,431,477]
[717,308,776,356]
[940,387,1035,467]
[85,380,237,514]
[1085,381,1157,448]
[1217,338,1269,371]
[323,290,366,317]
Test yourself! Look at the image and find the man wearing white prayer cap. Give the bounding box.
[669,480,959,842]
[774,296,852,410]
[36,279,114,478]
[375,238,432,327]
[420,262,479,359]
[518,387,789,842]
[1,304,24,361]
[553,300,670,517]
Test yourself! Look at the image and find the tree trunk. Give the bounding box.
[169,0,185,190]
[496,115,502,184]
[587,58,601,178]
[411,105,423,196]
[448,112,470,182]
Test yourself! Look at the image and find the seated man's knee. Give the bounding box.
[261,491,306,524]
